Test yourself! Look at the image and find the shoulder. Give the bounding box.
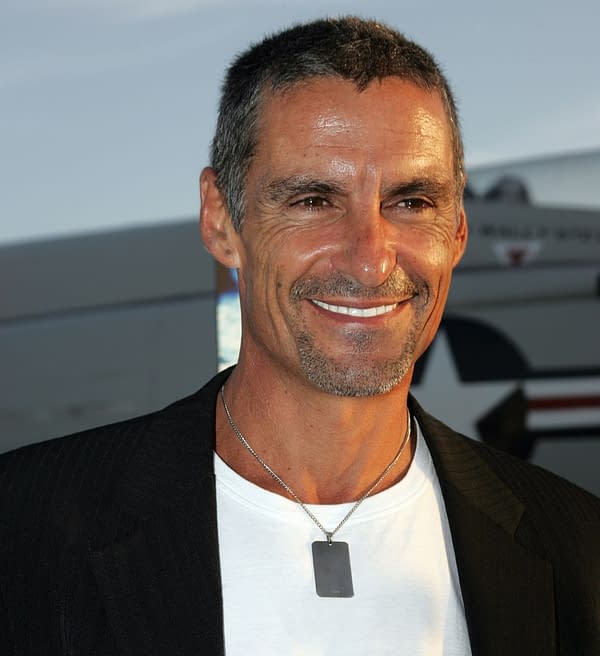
[417,400,599,571]
[0,369,228,537]
[412,396,600,518]
[412,397,600,565]
[0,407,155,539]
[471,436,599,509]
[455,429,600,529]
[415,400,599,594]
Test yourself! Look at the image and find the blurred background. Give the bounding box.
[1,0,599,494]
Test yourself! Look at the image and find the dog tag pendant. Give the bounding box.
[312,541,354,597]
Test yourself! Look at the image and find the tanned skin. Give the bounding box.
[200,77,467,504]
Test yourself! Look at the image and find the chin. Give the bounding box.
[299,353,414,398]
[295,324,419,397]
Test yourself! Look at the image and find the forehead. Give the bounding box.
[251,76,454,182]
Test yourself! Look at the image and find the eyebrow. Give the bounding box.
[261,176,346,204]
[382,178,454,200]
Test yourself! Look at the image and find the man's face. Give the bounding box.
[227,76,466,396]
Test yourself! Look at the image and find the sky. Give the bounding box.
[2,0,599,244]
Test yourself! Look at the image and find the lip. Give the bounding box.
[310,298,409,319]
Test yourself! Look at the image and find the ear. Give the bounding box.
[452,205,468,268]
[199,167,242,269]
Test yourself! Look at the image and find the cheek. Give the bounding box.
[432,249,457,286]
[256,228,336,287]
[400,227,457,281]
[239,239,294,318]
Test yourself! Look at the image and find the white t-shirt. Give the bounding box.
[215,420,472,655]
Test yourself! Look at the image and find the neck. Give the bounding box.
[215,363,415,504]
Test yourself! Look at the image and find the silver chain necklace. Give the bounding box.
[219,385,412,598]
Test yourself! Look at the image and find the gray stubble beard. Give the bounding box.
[295,320,420,397]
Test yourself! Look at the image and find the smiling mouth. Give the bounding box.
[311,299,399,317]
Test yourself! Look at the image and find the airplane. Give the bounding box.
[1,177,599,494]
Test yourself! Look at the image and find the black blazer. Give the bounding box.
[1,368,599,655]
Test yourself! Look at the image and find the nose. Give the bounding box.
[331,208,397,288]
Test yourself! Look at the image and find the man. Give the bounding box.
[1,16,598,656]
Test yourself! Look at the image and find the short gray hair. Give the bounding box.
[210,16,464,230]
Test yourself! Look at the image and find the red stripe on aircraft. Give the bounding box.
[528,395,600,410]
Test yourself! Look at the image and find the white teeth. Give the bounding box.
[312,299,397,317]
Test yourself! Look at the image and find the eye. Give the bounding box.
[382,196,437,223]
[292,196,331,210]
[293,196,329,210]
[396,198,433,210]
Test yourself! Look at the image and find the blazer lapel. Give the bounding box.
[87,371,230,655]
[411,398,557,656]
